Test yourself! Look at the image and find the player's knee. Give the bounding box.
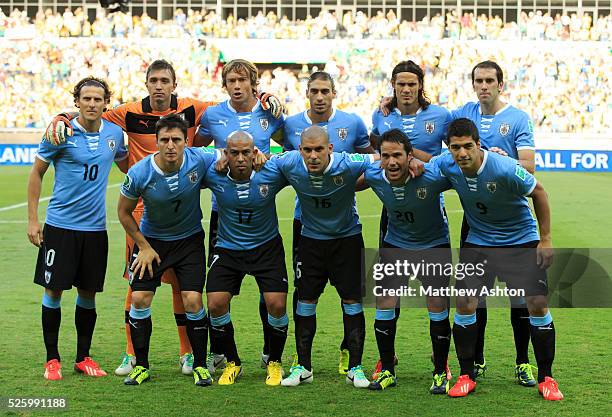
[526,295,548,316]
[181,291,203,313]
[44,288,63,299]
[131,291,153,309]
[265,297,286,317]
[455,296,478,314]
[207,297,230,317]
[427,296,447,313]
[375,295,397,310]
[42,291,62,309]
[76,288,96,299]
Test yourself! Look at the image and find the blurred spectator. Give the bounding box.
[0,7,609,41]
[0,8,609,133]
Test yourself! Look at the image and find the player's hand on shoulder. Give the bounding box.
[44,113,75,145]
[215,151,229,173]
[489,147,509,157]
[536,238,553,269]
[253,146,268,171]
[379,96,393,117]
[259,92,285,119]
[27,220,43,247]
[408,157,425,178]
[131,246,161,280]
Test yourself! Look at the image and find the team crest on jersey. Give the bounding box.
[44,270,52,284]
[499,123,510,136]
[416,187,427,199]
[187,170,199,184]
[425,121,435,134]
[486,182,497,193]
[259,184,269,197]
[107,139,116,151]
[123,175,132,189]
[259,118,269,131]
[333,175,344,186]
[337,128,348,141]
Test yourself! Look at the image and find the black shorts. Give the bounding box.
[297,233,364,301]
[457,240,548,297]
[207,209,219,267]
[129,231,206,293]
[206,235,288,295]
[34,224,108,292]
[380,242,452,291]
[292,218,302,276]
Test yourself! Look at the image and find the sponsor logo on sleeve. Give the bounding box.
[515,165,527,181]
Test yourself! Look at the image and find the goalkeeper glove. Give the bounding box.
[44,113,75,145]
[259,92,285,119]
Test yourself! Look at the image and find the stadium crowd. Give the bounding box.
[1,7,610,40]
[2,34,608,134]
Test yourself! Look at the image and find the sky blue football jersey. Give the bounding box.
[198,99,284,154]
[37,119,127,231]
[450,102,535,159]
[364,161,451,249]
[371,104,451,157]
[198,99,284,211]
[274,150,376,240]
[432,150,539,246]
[202,157,288,250]
[283,108,371,220]
[121,147,218,240]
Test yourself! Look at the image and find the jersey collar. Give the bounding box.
[478,102,510,116]
[227,169,255,182]
[142,94,178,113]
[392,107,422,117]
[226,98,261,113]
[303,108,336,124]
[72,118,104,133]
[476,149,489,175]
[382,169,410,185]
[301,153,335,174]
[150,151,186,175]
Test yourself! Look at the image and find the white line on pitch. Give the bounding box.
[0,183,122,212]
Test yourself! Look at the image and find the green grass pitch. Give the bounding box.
[0,166,610,416]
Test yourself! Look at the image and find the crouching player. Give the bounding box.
[117,114,218,386]
[362,129,453,392]
[433,118,562,400]
[28,77,128,380]
[276,126,379,388]
[203,131,289,386]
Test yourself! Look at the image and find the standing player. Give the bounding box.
[45,60,213,376]
[28,77,127,380]
[451,61,537,384]
[362,129,452,393]
[370,60,452,379]
[372,61,451,161]
[433,118,562,401]
[203,131,289,386]
[194,59,285,372]
[282,71,374,375]
[117,115,218,386]
[275,126,378,388]
[44,59,284,377]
